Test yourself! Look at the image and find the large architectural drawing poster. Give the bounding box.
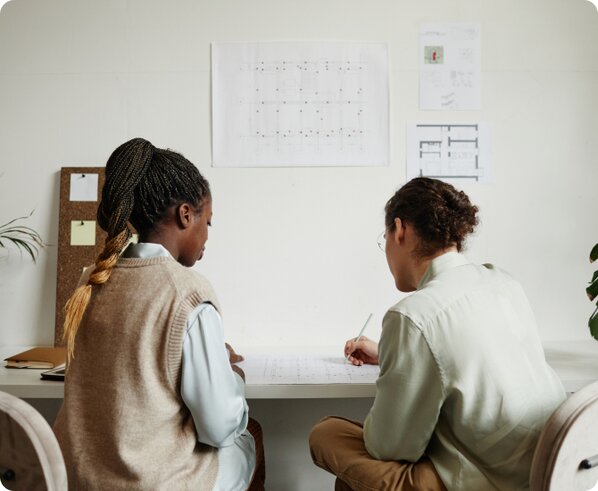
[212,42,389,167]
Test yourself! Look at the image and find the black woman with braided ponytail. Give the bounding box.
[309,177,565,491]
[54,138,265,491]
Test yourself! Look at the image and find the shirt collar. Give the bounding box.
[121,242,173,260]
[417,251,470,290]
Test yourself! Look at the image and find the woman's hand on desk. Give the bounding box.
[226,343,246,381]
[231,364,246,382]
[225,343,244,364]
[344,336,379,366]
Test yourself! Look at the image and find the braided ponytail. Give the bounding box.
[62,138,154,361]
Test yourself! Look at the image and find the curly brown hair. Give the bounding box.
[385,177,479,258]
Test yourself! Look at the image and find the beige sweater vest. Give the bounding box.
[54,256,221,490]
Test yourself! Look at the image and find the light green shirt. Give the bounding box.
[363,252,565,491]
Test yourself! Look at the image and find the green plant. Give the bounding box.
[0,210,45,262]
[588,243,598,339]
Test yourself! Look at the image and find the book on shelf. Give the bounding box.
[4,347,66,369]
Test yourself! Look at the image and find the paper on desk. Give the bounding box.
[238,354,380,385]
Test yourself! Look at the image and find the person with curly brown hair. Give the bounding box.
[309,177,565,491]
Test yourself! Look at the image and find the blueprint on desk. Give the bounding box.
[238,354,380,385]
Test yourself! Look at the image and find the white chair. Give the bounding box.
[530,381,598,491]
[0,390,67,491]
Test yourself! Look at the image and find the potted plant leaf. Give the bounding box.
[588,243,598,339]
[0,210,45,262]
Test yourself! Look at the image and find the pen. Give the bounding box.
[345,313,373,361]
[580,453,598,469]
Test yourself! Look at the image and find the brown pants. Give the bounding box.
[247,417,266,491]
[309,417,447,491]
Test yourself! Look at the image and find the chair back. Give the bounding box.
[0,390,67,491]
[530,381,598,491]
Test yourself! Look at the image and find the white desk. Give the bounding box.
[3,341,598,491]
[0,347,378,399]
[2,341,598,398]
[541,340,598,392]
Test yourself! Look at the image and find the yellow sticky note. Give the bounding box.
[70,220,96,246]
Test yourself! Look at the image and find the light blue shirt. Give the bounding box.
[122,242,255,491]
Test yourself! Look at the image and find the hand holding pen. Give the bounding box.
[344,314,379,366]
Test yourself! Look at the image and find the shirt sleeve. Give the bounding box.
[363,310,445,461]
[180,302,249,448]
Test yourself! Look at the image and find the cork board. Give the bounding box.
[55,167,106,345]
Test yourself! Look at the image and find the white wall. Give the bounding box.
[2,1,598,489]
[2,0,598,349]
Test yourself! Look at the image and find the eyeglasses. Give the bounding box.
[377,231,386,252]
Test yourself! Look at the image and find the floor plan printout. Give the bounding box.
[212,42,389,167]
[239,355,380,385]
[406,123,492,183]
